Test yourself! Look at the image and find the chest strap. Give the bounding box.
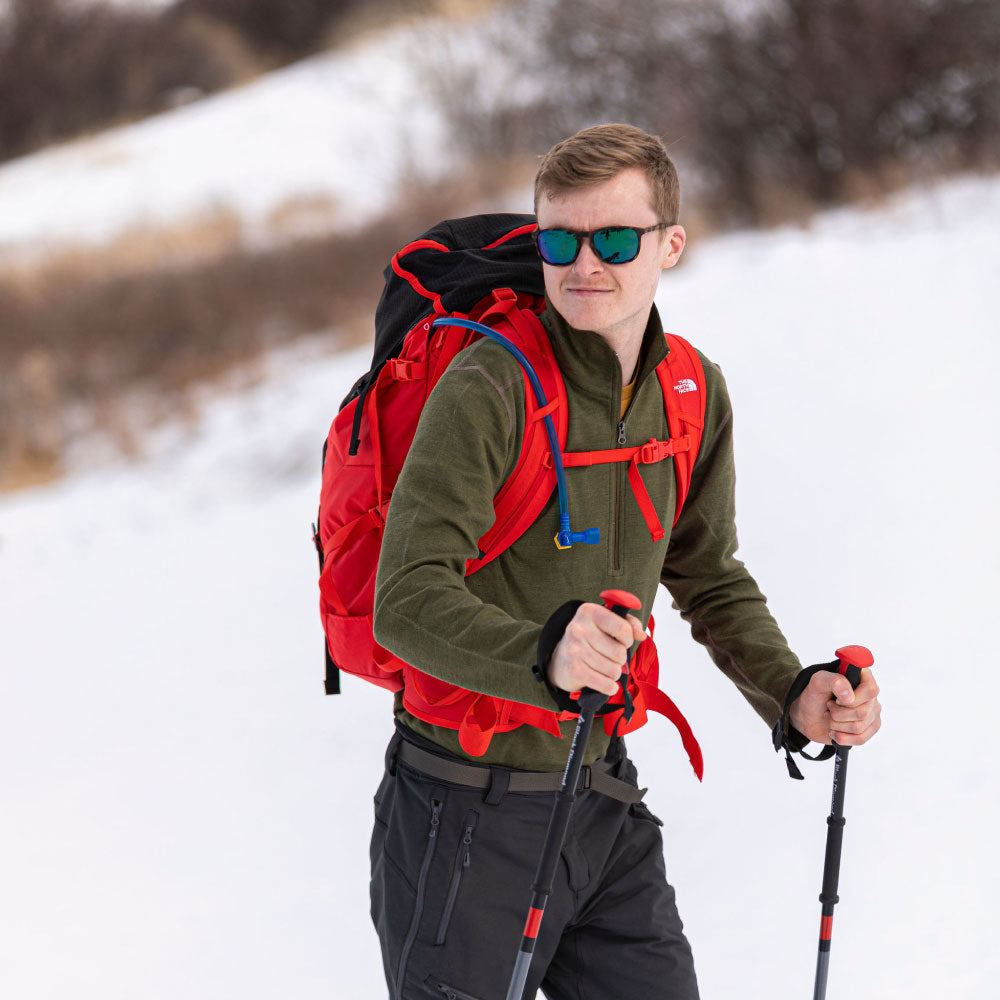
[556,435,692,543]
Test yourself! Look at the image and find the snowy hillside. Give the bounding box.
[0,16,465,263]
[2,172,998,999]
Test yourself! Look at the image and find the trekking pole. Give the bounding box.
[812,644,874,1000]
[505,589,641,1000]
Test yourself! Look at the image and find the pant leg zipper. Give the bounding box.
[395,797,443,994]
[434,810,478,945]
[425,975,484,1000]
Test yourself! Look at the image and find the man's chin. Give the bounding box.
[555,296,613,331]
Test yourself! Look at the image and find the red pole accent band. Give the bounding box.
[523,907,544,939]
[820,915,834,941]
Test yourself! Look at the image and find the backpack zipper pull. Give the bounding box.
[618,420,627,446]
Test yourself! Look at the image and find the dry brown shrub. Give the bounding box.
[430,0,1000,229]
[265,194,342,241]
[0,180,478,490]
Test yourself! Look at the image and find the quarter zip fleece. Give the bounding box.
[373,303,801,770]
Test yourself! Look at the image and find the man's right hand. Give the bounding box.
[547,602,647,697]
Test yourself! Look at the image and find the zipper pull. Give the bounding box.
[618,420,627,446]
[462,825,474,867]
[429,799,443,839]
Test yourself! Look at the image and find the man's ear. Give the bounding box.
[660,225,686,270]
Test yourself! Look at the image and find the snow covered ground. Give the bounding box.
[2,171,998,999]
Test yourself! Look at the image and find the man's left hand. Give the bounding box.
[788,668,882,747]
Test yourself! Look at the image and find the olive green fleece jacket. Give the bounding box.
[372,303,802,770]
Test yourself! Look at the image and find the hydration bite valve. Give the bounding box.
[554,515,600,550]
[554,528,601,549]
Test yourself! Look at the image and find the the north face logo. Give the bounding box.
[673,378,697,394]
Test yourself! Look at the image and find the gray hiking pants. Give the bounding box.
[369,725,700,1000]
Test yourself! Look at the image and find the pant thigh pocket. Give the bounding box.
[433,808,479,946]
[393,789,447,993]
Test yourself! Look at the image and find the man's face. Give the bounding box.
[536,167,685,347]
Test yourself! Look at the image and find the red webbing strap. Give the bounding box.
[634,681,704,781]
[602,629,704,780]
[532,399,559,422]
[627,462,665,542]
[559,438,690,468]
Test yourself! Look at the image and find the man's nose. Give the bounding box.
[572,238,604,274]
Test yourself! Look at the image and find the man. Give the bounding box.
[370,123,881,999]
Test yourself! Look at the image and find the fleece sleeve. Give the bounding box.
[660,358,802,727]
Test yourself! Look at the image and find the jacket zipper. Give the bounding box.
[612,418,627,573]
[424,975,485,1000]
[434,810,478,945]
[396,797,443,993]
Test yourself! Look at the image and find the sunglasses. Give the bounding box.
[533,223,669,266]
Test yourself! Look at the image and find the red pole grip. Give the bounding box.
[600,589,642,614]
[834,645,874,690]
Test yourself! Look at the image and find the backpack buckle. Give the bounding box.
[639,438,672,464]
[387,358,426,381]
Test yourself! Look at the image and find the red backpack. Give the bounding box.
[314,214,705,776]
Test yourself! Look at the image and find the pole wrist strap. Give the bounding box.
[772,661,840,780]
[532,600,631,720]
[533,600,587,713]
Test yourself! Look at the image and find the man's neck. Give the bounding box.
[613,341,641,385]
[600,321,647,386]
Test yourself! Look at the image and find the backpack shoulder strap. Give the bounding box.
[657,333,707,525]
[465,290,566,575]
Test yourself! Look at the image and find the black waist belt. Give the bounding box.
[395,739,646,804]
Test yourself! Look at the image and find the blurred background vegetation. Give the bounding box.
[1,0,998,488]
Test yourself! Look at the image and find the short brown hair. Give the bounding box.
[534,123,680,224]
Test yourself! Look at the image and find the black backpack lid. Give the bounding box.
[342,213,544,410]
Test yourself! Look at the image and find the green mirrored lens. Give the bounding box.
[537,229,580,264]
[592,227,639,263]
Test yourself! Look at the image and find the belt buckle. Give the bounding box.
[579,765,592,791]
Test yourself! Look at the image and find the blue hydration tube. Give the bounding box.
[431,317,599,549]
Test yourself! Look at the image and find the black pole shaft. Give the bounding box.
[813,743,851,1000]
[505,702,599,1000]
[506,597,634,1000]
